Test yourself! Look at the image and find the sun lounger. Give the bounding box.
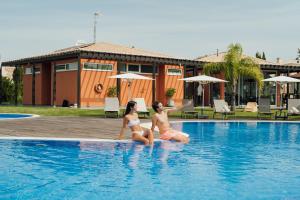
[244,102,258,112]
[213,99,235,119]
[287,99,300,118]
[104,97,120,118]
[181,99,199,119]
[133,98,150,118]
[257,98,273,119]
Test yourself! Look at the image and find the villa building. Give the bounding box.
[1,42,200,107]
[1,42,300,108]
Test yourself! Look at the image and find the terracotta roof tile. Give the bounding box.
[195,52,279,65]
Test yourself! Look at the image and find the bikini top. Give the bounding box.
[128,118,140,127]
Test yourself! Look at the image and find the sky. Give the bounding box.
[0,0,299,63]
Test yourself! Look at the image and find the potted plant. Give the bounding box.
[107,86,117,97]
[166,88,176,107]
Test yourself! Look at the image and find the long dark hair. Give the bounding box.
[124,101,137,116]
[152,101,160,113]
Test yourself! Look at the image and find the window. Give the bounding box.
[124,64,158,74]
[25,67,40,75]
[140,65,156,73]
[118,63,127,72]
[34,68,41,73]
[167,68,182,76]
[128,64,139,72]
[55,62,78,72]
[66,62,77,70]
[55,64,66,71]
[25,68,32,75]
[83,63,113,71]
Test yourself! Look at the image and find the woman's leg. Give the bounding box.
[170,130,190,144]
[143,129,154,145]
[132,133,149,145]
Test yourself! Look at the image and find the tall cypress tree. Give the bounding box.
[262,52,266,60]
[255,52,262,59]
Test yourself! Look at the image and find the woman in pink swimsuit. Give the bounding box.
[118,101,154,145]
[151,101,190,143]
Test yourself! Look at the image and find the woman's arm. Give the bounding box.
[151,115,157,132]
[118,117,128,139]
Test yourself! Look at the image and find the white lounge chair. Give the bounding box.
[181,99,199,119]
[133,98,150,118]
[287,99,300,118]
[213,99,235,119]
[257,98,273,119]
[244,102,258,112]
[104,97,120,118]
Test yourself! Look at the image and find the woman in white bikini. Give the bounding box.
[118,101,154,145]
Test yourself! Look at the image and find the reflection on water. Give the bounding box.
[1,122,300,199]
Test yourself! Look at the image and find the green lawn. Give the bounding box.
[1,105,300,120]
[0,106,104,117]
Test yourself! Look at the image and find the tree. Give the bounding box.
[297,48,300,63]
[255,52,262,59]
[0,77,14,103]
[204,43,264,111]
[12,67,23,105]
[262,52,266,60]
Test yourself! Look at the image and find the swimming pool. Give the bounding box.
[0,121,300,199]
[0,113,36,120]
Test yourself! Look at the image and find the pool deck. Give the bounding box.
[0,116,128,139]
[0,116,182,139]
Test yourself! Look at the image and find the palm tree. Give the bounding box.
[203,43,264,111]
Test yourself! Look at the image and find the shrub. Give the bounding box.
[107,86,117,97]
[166,88,176,98]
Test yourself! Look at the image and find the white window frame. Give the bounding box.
[24,67,41,75]
[83,62,113,72]
[55,62,78,72]
[127,64,140,73]
[126,63,158,75]
[167,68,182,76]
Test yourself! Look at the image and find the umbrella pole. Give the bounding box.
[202,84,204,115]
[280,83,283,108]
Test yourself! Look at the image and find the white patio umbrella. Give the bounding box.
[179,75,228,115]
[108,73,153,100]
[262,75,300,107]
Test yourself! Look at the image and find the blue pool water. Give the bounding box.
[1,122,300,200]
[0,113,33,119]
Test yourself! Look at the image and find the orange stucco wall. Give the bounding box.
[80,59,117,107]
[156,65,184,106]
[120,74,154,106]
[23,70,32,105]
[52,59,78,106]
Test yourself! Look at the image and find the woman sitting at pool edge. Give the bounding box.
[151,101,190,143]
[118,101,154,145]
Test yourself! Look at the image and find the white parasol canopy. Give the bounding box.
[179,75,228,115]
[108,73,153,100]
[262,75,300,83]
[262,75,300,107]
[109,73,154,81]
[179,75,228,84]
